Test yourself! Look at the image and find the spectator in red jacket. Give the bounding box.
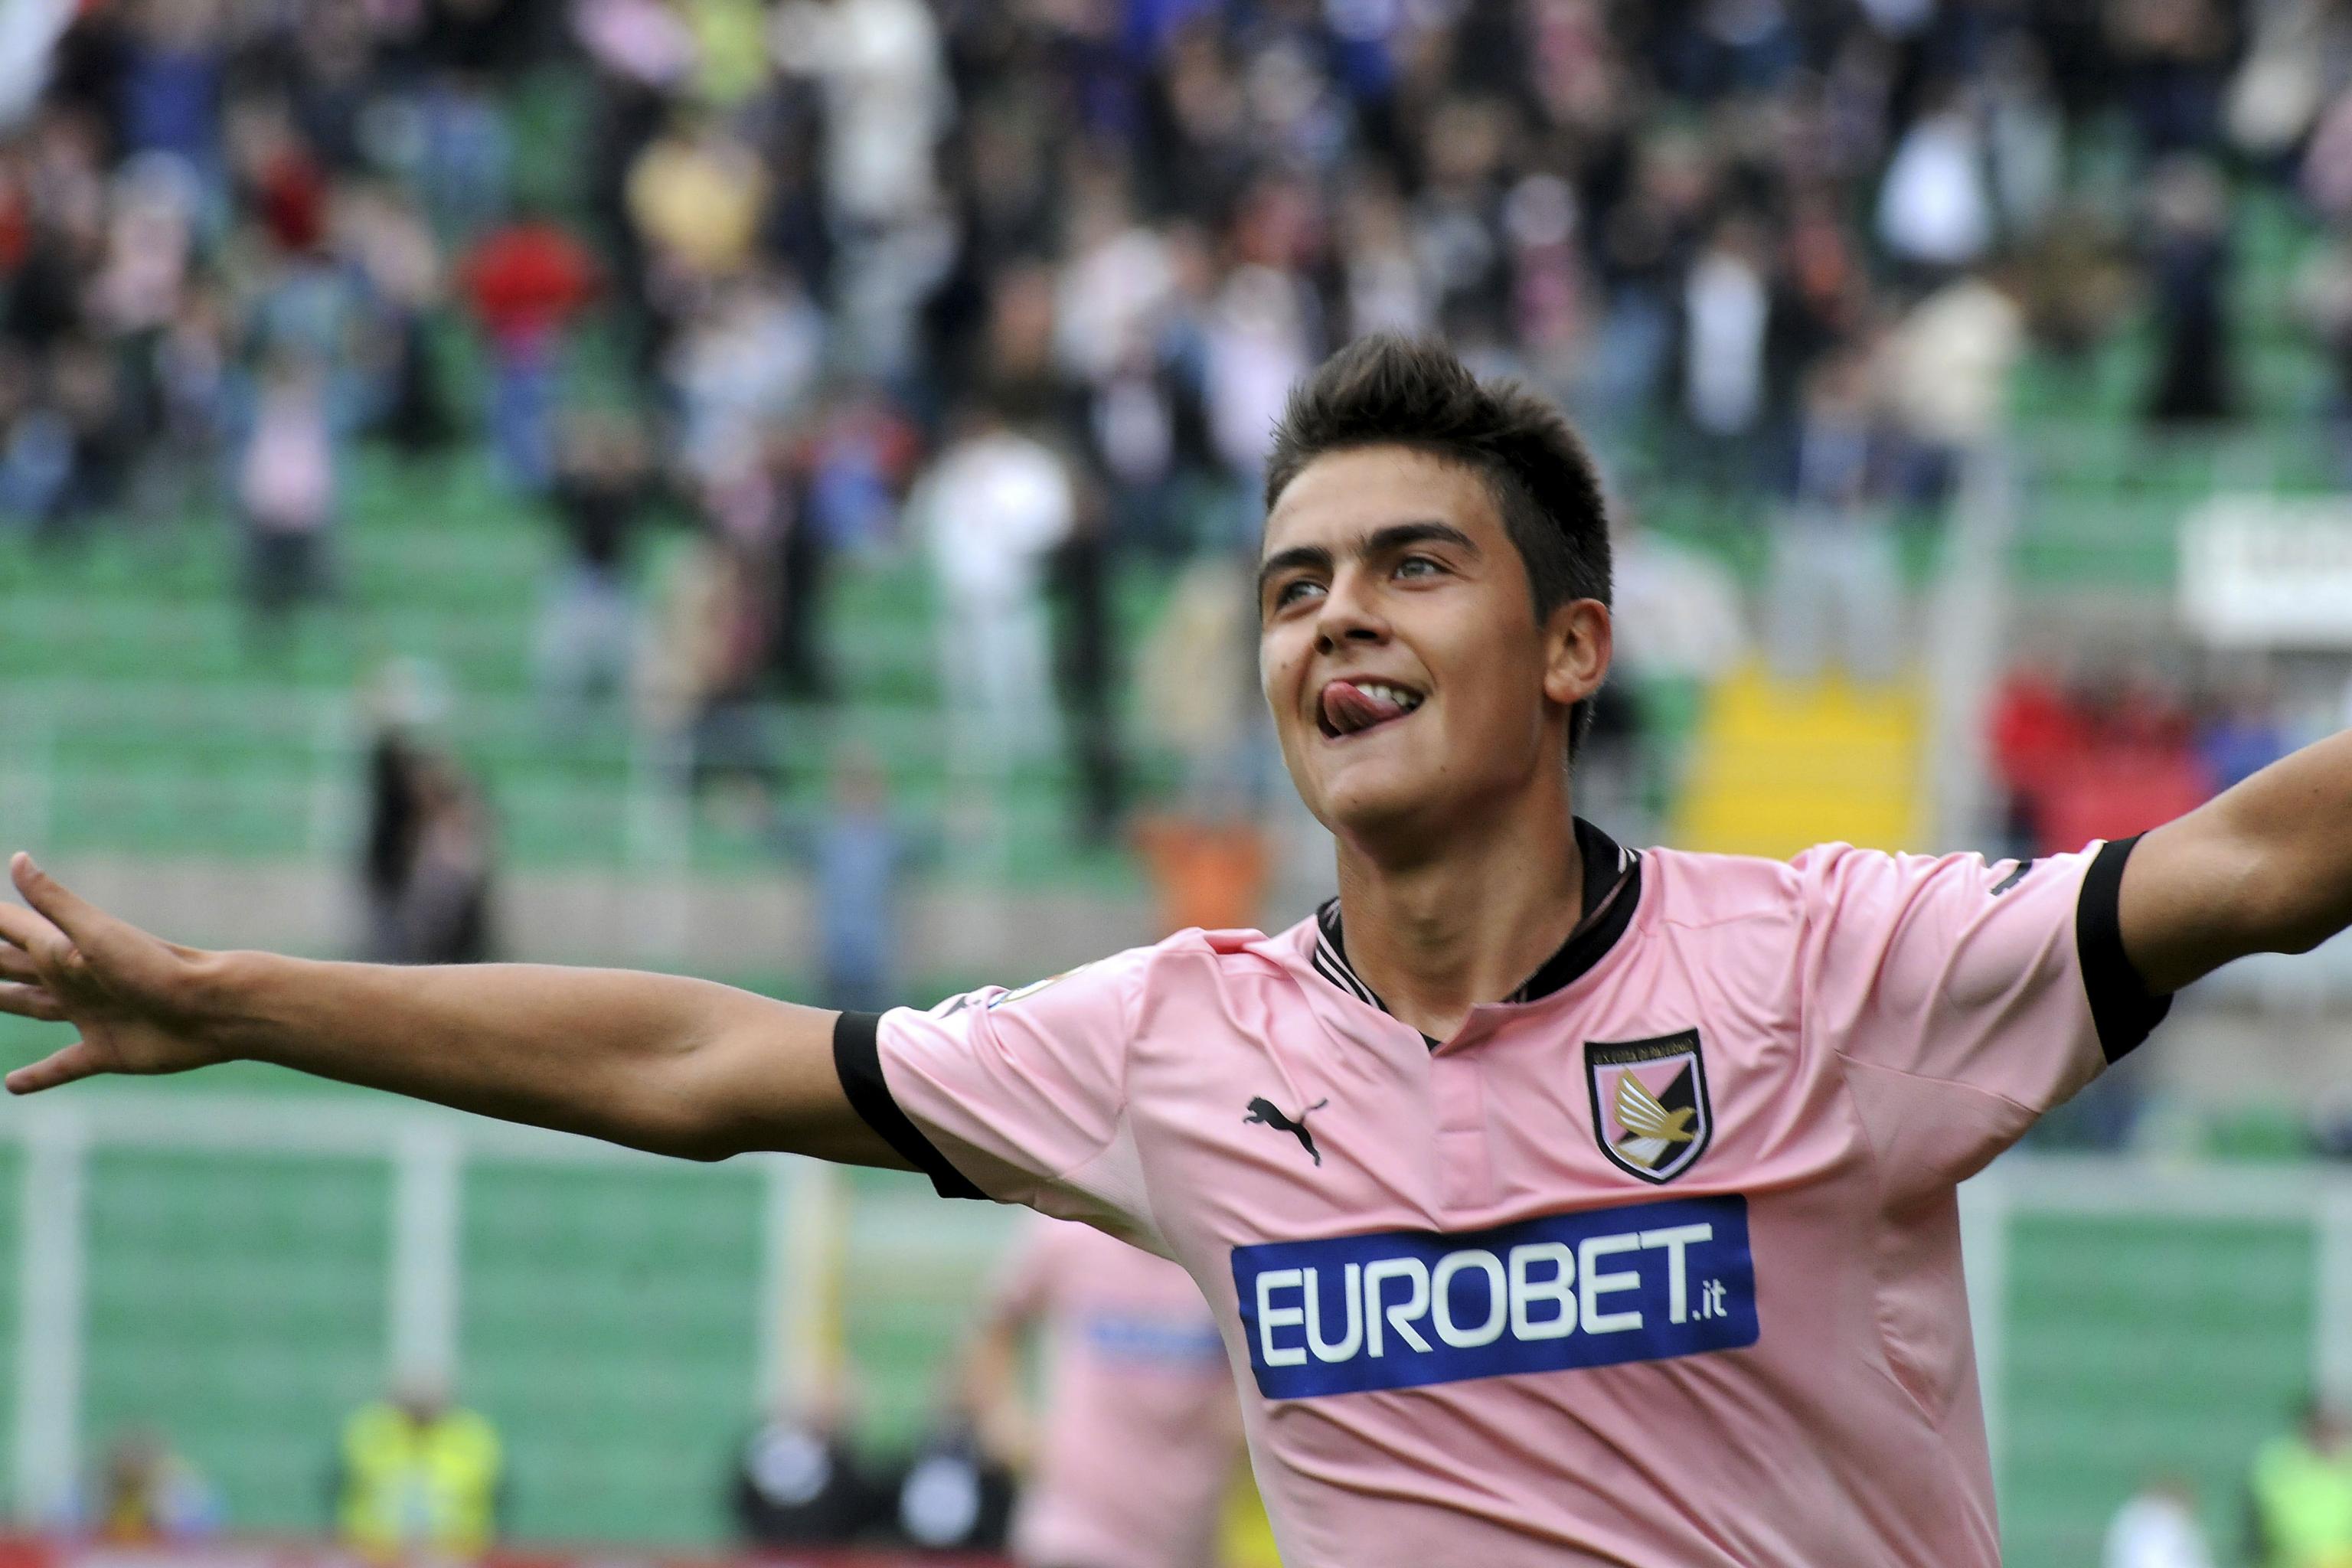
[458,211,596,491]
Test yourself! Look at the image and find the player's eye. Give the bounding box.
[1395,555,1442,580]
[1273,577,1325,609]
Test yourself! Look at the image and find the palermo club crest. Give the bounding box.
[1584,1030,1714,1184]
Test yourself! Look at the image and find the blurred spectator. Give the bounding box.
[2111,0,2234,159]
[730,1389,887,1548]
[1051,495,1126,846]
[1605,508,1749,844]
[1137,550,1272,815]
[1202,258,1314,518]
[1994,671,2217,857]
[380,69,511,239]
[375,747,497,966]
[641,516,782,814]
[2293,230,2352,479]
[2105,1474,2215,1568]
[1875,80,1993,279]
[2198,680,2294,793]
[1135,813,1271,938]
[332,1381,505,1562]
[910,397,1074,782]
[788,744,930,1015]
[1989,667,2089,859]
[235,346,340,643]
[626,105,766,293]
[768,0,944,235]
[1764,345,1903,684]
[2247,1400,2352,1568]
[1881,266,2025,505]
[535,408,659,716]
[1679,212,1772,488]
[2142,155,2235,426]
[136,279,228,530]
[769,0,948,376]
[457,205,596,491]
[67,1426,224,1543]
[885,1419,1017,1555]
[794,374,920,561]
[959,1217,1243,1568]
[0,0,73,126]
[360,666,497,966]
[668,267,823,487]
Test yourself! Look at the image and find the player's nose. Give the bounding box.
[1312,572,1390,657]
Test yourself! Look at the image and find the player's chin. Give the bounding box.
[1311,758,1452,840]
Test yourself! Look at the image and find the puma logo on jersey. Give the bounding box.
[1989,858,2036,897]
[1246,1097,1328,1165]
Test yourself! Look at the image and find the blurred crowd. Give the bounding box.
[13,0,2352,851]
[1986,659,2352,863]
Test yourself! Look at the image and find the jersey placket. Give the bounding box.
[1429,1023,1499,1212]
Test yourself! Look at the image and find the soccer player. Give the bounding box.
[961,1216,1243,1568]
[7,335,2352,1564]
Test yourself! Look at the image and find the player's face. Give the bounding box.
[1258,446,1602,843]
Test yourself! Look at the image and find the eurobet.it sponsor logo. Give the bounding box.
[1230,1194,1758,1398]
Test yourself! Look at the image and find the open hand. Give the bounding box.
[0,854,230,1094]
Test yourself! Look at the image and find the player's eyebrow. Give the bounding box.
[1257,542,1333,600]
[1256,521,1478,602]
[1363,520,1478,558]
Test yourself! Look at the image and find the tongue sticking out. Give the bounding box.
[1322,681,1410,736]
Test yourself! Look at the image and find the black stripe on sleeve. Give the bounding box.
[2076,835,2175,1064]
[831,1010,985,1200]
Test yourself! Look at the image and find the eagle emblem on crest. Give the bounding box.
[1585,1030,1714,1184]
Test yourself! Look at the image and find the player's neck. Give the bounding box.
[1331,789,1585,1041]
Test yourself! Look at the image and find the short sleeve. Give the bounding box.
[1796,838,2172,1198]
[832,949,1162,1249]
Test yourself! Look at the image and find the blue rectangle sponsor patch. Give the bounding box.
[1230,1194,1757,1398]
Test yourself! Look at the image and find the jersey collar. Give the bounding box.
[1311,818,1642,1021]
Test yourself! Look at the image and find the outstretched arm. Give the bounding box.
[2121,727,2352,995]
[0,854,906,1168]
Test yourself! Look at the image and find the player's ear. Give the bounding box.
[1540,599,1611,711]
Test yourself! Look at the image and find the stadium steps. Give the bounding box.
[1669,664,1926,859]
[460,1160,764,1544]
[0,432,1176,885]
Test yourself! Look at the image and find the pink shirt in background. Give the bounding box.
[835,824,2168,1567]
[991,1217,1242,1568]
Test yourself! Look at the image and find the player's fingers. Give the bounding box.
[0,982,64,1022]
[0,942,39,982]
[3,1038,101,1096]
[9,855,103,946]
[0,897,68,969]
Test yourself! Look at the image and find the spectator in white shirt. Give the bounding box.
[910,398,1076,780]
[2103,1475,2215,1568]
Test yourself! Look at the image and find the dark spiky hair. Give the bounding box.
[1263,335,1613,754]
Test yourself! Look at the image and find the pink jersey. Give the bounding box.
[989,1217,1242,1568]
[831,822,2171,1566]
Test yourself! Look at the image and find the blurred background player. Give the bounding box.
[959,1216,1243,1568]
[330,1380,506,1563]
[728,1382,887,1550]
[64,1427,224,1544]
[2247,1398,2352,1568]
[2105,1472,2216,1568]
